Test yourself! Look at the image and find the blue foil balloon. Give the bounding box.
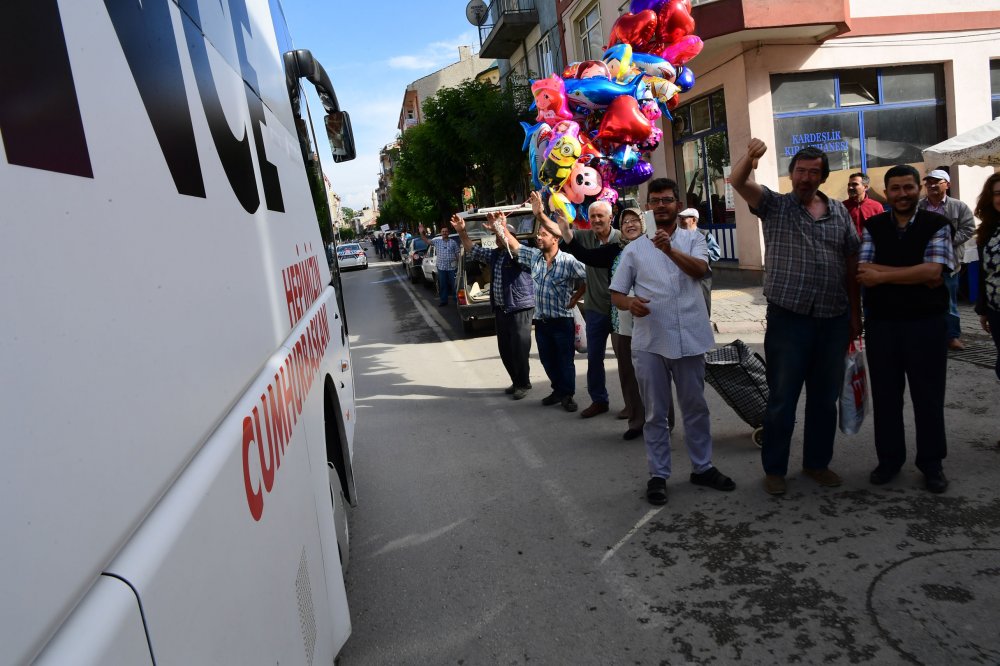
[676,66,696,93]
[611,144,640,170]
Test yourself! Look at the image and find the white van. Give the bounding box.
[1,1,359,663]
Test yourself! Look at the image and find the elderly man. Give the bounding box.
[918,168,976,351]
[731,140,861,496]
[844,172,884,237]
[610,178,735,505]
[567,200,621,419]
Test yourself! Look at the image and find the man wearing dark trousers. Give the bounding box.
[730,140,862,496]
[451,212,535,400]
[858,164,955,493]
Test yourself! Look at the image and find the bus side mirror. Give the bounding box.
[325,111,356,163]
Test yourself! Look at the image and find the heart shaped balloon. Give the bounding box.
[606,10,658,52]
[596,96,653,145]
[656,35,703,66]
[656,0,695,46]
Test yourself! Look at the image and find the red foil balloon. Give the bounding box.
[656,0,695,46]
[605,10,658,51]
[596,96,653,145]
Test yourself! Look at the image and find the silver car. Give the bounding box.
[336,243,368,271]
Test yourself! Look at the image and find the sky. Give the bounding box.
[278,1,485,211]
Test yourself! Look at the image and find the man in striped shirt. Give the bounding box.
[491,212,587,412]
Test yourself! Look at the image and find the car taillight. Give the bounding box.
[457,289,467,305]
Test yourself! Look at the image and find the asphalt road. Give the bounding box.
[336,247,1000,665]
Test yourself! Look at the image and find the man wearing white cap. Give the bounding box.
[677,208,721,316]
[918,168,975,350]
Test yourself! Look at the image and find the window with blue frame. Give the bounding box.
[770,64,947,200]
[672,90,738,260]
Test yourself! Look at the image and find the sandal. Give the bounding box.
[646,477,668,505]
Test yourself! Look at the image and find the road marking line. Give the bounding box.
[599,507,664,566]
[510,436,544,469]
[393,264,451,344]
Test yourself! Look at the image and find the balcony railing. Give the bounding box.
[478,0,538,60]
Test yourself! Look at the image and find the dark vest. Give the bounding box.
[864,210,949,320]
[491,251,534,313]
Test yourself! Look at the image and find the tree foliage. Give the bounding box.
[382,78,532,227]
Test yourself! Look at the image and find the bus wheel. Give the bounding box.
[328,462,350,574]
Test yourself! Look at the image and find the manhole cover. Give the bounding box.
[948,340,997,368]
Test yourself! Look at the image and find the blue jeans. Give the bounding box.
[583,309,612,403]
[534,317,576,397]
[944,271,961,340]
[761,305,850,476]
[438,268,456,305]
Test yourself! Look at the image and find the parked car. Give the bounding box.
[402,237,429,282]
[421,242,437,287]
[336,242,367,271]
[455,205,537,333]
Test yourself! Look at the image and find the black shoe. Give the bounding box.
[541,392,563,406]
[623,428,643,441]
[924,470,948,494]
[646,477,668,505]
[690,466,736,491]
[561,396,578,412]
[512,387,528,400]
[869,466,899,485]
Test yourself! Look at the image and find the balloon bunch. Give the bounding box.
[521,0,701,227]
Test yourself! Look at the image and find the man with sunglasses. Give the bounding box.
[731,140,862,497]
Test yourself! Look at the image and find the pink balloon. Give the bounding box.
[655,35,703,66]
[531,75,574,123]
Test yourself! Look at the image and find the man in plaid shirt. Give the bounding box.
[731,140,861,497]
[489,210,587,412]
[422,224,461,306]
[857,164,955,494]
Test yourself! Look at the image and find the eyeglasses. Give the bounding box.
[647,197,677,206]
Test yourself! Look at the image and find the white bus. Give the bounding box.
[1,1,359,662]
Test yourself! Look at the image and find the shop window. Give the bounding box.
[839,68,878,107]
[771,65,946,199]
[773,113,862,175]
[991,60,1000,118]
[863,105,947,168]
[672,90,737,259]
[577,4,603,61]
[881,64,942,104]
[771,72,836,113]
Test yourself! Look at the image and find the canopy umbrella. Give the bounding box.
[921,117,1000,167]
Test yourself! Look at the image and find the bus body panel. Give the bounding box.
[0,0,354,662]
[34,577,154,666]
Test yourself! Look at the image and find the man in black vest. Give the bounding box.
[857,164,956,493]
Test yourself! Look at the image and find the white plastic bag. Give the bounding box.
[839,338,868,435]
[573,306,588,354]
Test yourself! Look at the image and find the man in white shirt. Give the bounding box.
[610,178,735,505]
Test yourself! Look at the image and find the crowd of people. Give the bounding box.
[423,143,999,506]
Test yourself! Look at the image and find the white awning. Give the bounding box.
[922,117,1000,167]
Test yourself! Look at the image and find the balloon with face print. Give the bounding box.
[530,75,574,123]
[563,160,604,206]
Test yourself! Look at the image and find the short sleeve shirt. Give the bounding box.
[754,187,860,317]
[609,229,715,359]
[517,246,586,319]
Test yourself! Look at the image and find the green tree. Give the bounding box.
[341,206,355,223]
[387,78,532,223]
